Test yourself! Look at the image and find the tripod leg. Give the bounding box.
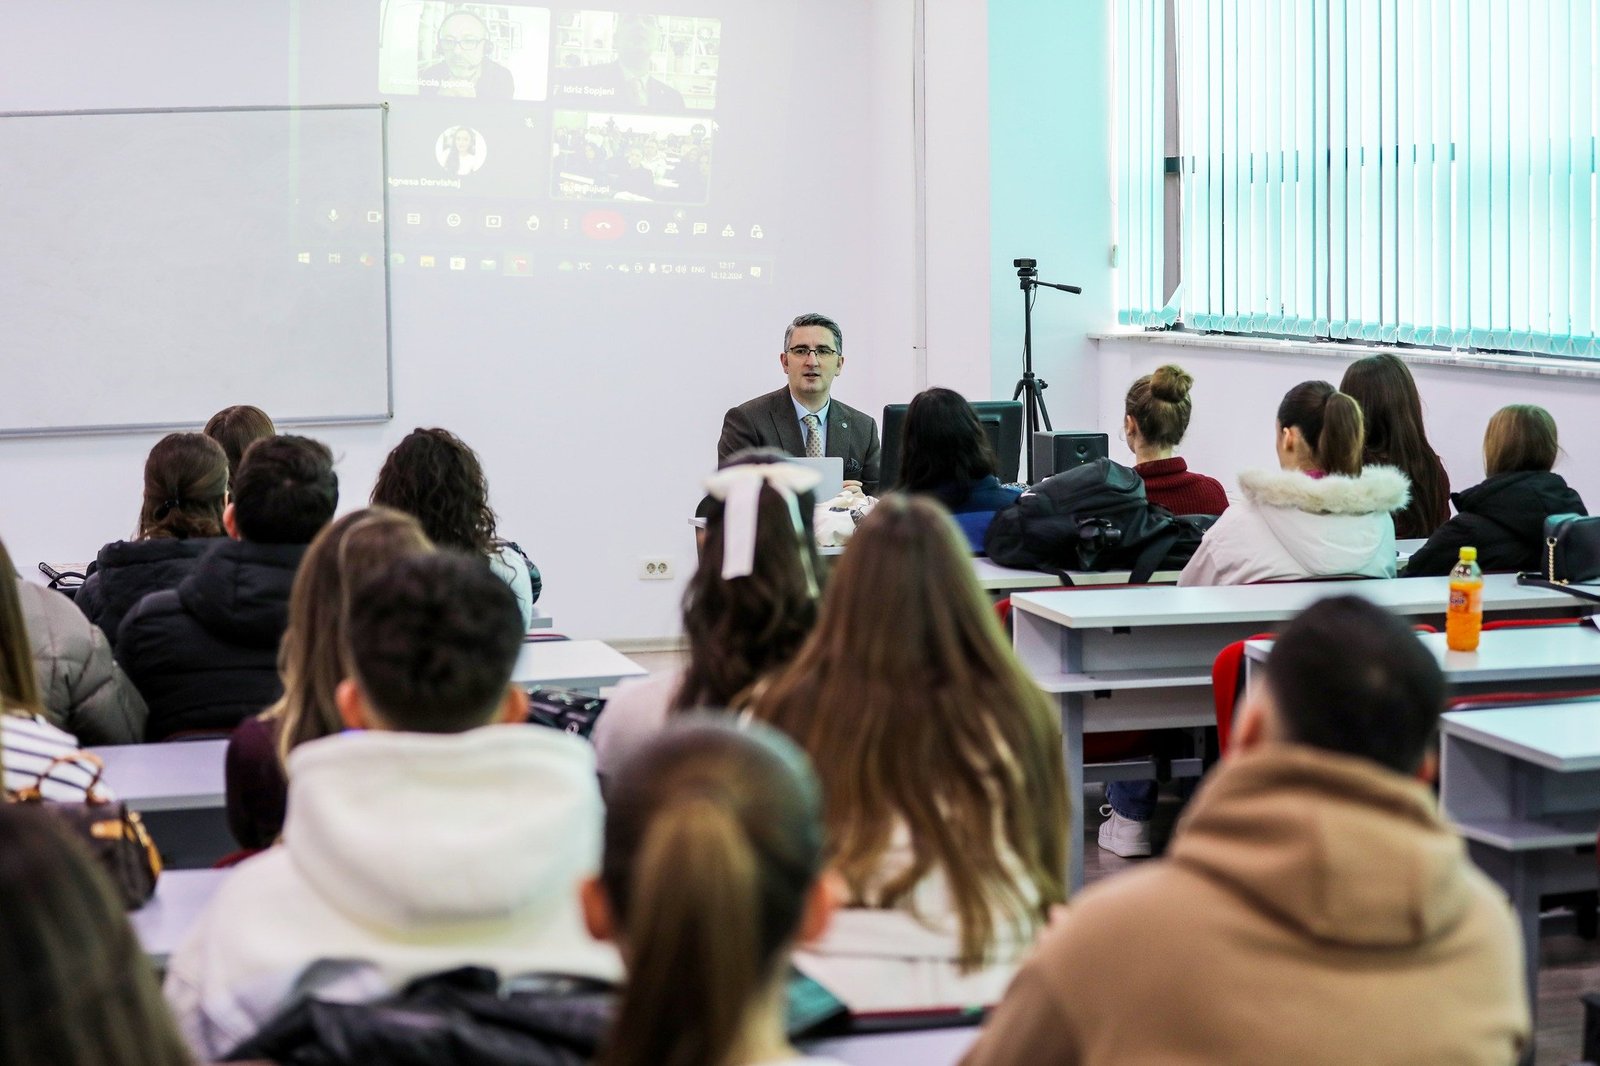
[1035,380,1053,432]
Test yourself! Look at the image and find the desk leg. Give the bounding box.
[1062,692,1085,893]
[1468,842,1538,1064]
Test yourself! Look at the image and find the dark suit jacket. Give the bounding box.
[718,387,882,496]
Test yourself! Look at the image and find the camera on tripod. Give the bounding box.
[1014,258,1037,279]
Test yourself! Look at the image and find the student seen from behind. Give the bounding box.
[587,718,846,1066]
[894,387,1022,551]
[751,495,1068,1011]
[1120,363,1228,516]
[1338,353,1450,540]
[224,507,434,850]
[371,426,540,629]
[0,806,192,1066]
[202,403,275,485]
[593,449,822,777]
[962,596,1528,1066]
[7,529,147,745]
[75,432,230,649]
[1178,380,1408,585]
[118,435,337,740]
[1404,404,1585,576]
[164,551,617,1061]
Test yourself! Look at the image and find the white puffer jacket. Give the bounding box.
[1179,466,1410,586]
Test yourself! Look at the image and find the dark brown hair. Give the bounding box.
[267,507,434,766]
[0,806,193,1066]
[675,451,822,713]
[0,533,43,715]
[371,428,499,555]
[752,495,1068,969]
[1483,404,1559,477]
[1263,596,1444,774]
[202,405,276,479]
[1339,354,1448,537]
[137,433,229,541]
[596,719,824,1066]
[895,387,999,501]
[230,435,339,545]
[1277,380,1365,478]
[346,552,523,733]
[1124,363,1194,449]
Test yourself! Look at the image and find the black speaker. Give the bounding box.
[1032,431,1109,480]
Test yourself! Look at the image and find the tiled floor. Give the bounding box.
[613,651,1600,1063]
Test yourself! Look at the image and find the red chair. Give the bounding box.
[1214,624,1440,753]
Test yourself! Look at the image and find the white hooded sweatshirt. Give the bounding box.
[1179,465,1409,586]
[164,724,620,1061]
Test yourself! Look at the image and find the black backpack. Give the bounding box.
[984,458,1216,582]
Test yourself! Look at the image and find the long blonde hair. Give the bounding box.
[265,507,433,765]
[751,495,1068,969]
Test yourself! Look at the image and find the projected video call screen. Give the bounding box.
[359,2,762,284]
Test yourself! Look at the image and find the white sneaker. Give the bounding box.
[1097,804,1153,858]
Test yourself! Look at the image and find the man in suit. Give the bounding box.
[718,312,882,496]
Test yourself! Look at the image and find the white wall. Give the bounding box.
[1096,337,1600,509]
[0,1,997,642]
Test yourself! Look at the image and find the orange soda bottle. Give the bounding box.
[1446,546,1484,651]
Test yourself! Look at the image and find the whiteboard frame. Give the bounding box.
[0,103,393,439]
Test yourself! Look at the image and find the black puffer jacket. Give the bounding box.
[117,539,306,740]
[76,537,222,650]
[1404,470,1587,577]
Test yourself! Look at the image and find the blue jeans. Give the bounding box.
[1107,779,1157,821]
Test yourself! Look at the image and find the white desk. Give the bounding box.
[1246,624,1600,691]
[1439,702,1600,1054]
[1395,537,1426,570]
[88,738,226,813]
[803,1026,980,1065]
[133,868,232,965]
[512,639,647,694]
[1010,573,1583,889]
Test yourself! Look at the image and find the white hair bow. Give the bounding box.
[704,462,821,594]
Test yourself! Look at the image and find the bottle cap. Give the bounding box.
[1459,546,1478,562]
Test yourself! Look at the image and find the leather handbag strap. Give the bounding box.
[10,751,107,803]
[1516,572,1600,605]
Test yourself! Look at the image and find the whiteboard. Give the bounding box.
[0,105,391,437]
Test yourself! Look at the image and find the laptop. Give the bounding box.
[786,456,845,503]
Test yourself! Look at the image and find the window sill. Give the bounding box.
[1088,330,1600,382]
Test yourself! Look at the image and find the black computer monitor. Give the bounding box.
[879,399,1024,489]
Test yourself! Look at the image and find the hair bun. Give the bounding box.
[1149,364,1194,404]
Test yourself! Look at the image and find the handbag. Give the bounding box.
[525,688,605,739]
[1539,514,1600,584]
[8,752,162,909]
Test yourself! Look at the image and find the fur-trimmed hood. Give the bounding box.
[1237,465,1410,517]
[1179,466,1408,585]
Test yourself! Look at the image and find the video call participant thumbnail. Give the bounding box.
[718,313,881,496]
[379,3,551,102]
[552,14,689,112]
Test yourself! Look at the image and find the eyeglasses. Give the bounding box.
[440,35,488,50]
[787,346,839,359]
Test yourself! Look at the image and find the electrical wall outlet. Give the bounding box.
[639,557,673,580]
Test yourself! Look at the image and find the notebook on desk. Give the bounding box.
[787,456,845,502]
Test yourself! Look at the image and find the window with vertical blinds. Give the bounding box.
[1114,0,1600,358]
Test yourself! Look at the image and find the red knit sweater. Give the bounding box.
[1136,457,1230,516]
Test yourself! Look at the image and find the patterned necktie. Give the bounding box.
[803,413,822,458]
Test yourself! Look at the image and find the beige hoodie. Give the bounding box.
[962,745,1529,1066]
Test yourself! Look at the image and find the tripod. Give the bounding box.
[1011,258,1082,482]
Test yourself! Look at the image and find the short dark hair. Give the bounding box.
[783,312,842,353]
[231,435,339,545]
[1262,596,1444,774]
[346,552,524,733]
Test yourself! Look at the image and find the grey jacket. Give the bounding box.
[19,580,148,745]
[717,386,882,495]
